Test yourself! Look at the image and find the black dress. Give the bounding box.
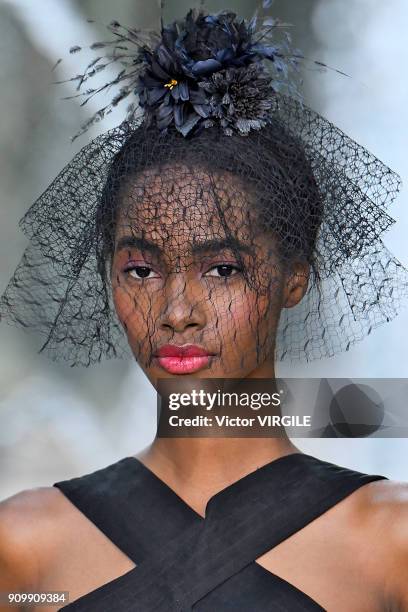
[53,452,387,611]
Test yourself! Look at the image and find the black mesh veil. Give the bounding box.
[1,92,407,369]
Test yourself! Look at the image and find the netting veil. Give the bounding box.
[1,7,407,370]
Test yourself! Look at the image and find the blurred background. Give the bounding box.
[0,0,407,499]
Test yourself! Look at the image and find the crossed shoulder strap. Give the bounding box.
[54,453,387,611]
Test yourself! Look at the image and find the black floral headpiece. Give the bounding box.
[135,8,298,136]
[60,4,340,139]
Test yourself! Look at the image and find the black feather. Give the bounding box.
[314,60,350,77]
[52,58,62,71]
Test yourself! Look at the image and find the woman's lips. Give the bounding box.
[154,344,214,374]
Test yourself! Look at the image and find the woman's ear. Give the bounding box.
[282,261,310,309]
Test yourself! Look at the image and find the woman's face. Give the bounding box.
[110,164,307,388]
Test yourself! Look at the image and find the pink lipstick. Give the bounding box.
[155,344,213,374]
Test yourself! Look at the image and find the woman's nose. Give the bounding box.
[158,273,207,333]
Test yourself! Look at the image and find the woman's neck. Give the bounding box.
[137,436,301,516]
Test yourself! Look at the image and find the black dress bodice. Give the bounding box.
[53,452,387,611]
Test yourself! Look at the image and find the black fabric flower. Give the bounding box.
[176,10,254,76]
[199,64,277,135]
[135,43,200,135]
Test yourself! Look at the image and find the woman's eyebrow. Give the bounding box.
[115,236,162,256]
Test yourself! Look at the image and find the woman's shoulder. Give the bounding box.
[0,482,136,609]
[345,476,408,545]
[349,477,408,608]
[0,456,139,575]
[0,485,70,541]
[0,486,67,594]
[351,476,408,534]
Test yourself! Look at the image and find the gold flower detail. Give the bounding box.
[164,78,178,90]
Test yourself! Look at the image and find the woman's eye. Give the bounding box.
[204,264,241,278]
[125,265,160,280]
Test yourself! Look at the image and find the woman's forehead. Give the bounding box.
[116,163,257,241]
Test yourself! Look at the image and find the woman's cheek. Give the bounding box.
[228,293,277,347]
[112,284,135,327]
[112,285,156,359]
[222,294,259,345]
[112,283,149,342]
